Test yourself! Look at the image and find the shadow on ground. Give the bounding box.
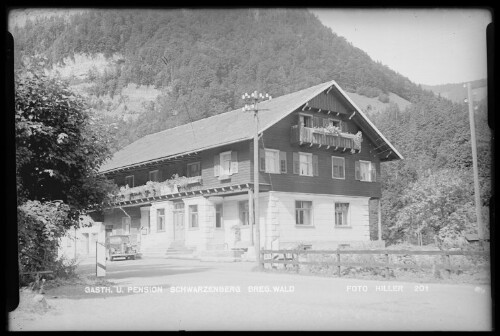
[105,263,212,280]
[45,283,172,300]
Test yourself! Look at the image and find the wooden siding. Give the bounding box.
[259,110,382,198]
[111,141,253,191]
[307,90,350,115]
[201,141,252,187]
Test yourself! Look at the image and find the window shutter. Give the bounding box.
[293,152,299,174]
[231,151,238,174]
[279,151,287,173]
[371,163,376,182]
[312,155,319,176]
[355,161,360,180]
[259,149,266,172]
[214,154,220,177]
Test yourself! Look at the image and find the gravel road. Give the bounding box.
[9,257,492,331]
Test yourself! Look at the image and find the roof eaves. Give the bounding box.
[99,136,252,175]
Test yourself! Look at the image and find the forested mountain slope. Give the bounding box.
[10,8,490,245]
[422,79,487,104]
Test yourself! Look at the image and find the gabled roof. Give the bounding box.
[99,80,403,174]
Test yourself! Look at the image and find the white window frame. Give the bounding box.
[359,160,372,182]
[189,205,199,229]
[334,202,350,227]
[125,175,134,188]
[219,151,232,176]
[299,152,313,176]
[187,162,201,177]
[295,200,313,226]
[149,170,159,182]
[264,149,280,174]
[331,156,345,179]
[157,209,165,232]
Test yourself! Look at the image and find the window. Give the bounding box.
[280,151,287,173]
[295,201,313,226]
[214,151,238,178]
[187,162,201,177]
[239,201,249,226]
[220,152,232,176]
[149,170,159,182]
[299,152,313,176]
[157,209,165,232]
[335,203,350,227]
[265,149,280,173]
[299,114,313,128]
[355,160,376,182]
[125,175,134,187]
[122,217,131,234]
[327,118,341,128]
[332,156,345,179]
[189,205,198,228]
[215,204,223,229]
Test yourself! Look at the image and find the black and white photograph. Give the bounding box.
[6,7,493,331]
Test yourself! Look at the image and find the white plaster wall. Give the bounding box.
[144,201,172,249]
[272,192,370,247]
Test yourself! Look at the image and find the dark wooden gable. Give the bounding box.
[307,90,350,115]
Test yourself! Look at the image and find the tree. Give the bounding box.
[395,169,477,247]
[15,57,116,278]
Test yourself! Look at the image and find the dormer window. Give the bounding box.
[125,175,134,188]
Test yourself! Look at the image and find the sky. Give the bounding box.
[310,8,492,86]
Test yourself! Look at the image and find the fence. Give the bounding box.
[260,249,489,278]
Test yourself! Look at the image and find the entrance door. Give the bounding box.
[173,202,185,241]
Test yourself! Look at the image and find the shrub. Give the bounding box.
[378,93,390,103]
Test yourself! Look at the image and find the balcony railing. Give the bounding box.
[290,125,362,151]
[111,175,203,203]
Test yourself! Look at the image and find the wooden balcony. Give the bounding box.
[290,125,362,152]
[112,176,203,203]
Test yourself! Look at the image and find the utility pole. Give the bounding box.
[465,82,484,243]
[242,91,272,267]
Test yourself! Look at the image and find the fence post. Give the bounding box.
[296,249,300,274]
[336,248,341,277]
[446,254,452,278]
[385,253,390,279]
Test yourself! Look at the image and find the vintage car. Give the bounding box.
[106,235,142,261]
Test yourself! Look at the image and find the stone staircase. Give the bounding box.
[165,241,198,260]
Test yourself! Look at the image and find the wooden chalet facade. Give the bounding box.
[67,80,402,259]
